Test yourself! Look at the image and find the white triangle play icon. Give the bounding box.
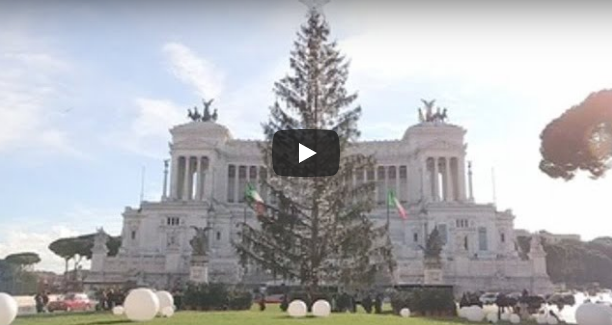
[298,143,316,163]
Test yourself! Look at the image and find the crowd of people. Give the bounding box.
[460,289,566,321]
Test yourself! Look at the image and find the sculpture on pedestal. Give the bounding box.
[187,106,202,121]
[189,226,211,284]
[529,235,545,254]
[93,228,109,253]
[421,227,444,284]
[202,99,213,122]
[418,99,449,123]
[187,98,219,122]
[189,226,211,256]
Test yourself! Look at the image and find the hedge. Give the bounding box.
[182,283,252,311]
[390,287,456,316]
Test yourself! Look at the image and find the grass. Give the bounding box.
[12,305,520,325]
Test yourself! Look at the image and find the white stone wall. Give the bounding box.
[86,119,553,294]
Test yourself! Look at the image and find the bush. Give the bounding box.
[183,283,252,311]
[390,287,456,316]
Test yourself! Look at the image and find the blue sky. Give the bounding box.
[1,0,612,272]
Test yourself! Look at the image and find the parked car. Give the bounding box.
[47,293,95,312]
[479,292,499,305]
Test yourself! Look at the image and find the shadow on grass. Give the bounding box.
[19,311,100,319]
[422,317,469,324]
[74,321,131,325]
[272,312,398,320]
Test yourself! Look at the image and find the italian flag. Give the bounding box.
[388,190,407,220]
[245,183,266,215]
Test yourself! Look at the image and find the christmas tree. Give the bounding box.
[235,7,394,293]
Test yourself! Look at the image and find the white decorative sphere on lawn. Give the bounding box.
[458,306,468,318]
[155,291,174,315]
[501,313,510,321]
[124,288,160,322]
[112,306,125,316]
[287,300,307,318]
[546,315,559,325]
[312,300,331,317]
[465,306,485,322]
[576,303,612,325]
[509,314,521,324]
[486,312,498,323]
[0,293,18,325]
[399,308,411,317]
[161,306,174,318]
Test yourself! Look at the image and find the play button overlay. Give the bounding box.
[273,129,340,177]
[298,143,316,163]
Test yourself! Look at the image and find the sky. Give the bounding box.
[1,0,612,273]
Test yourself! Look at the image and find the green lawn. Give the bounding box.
[12,306,530,325]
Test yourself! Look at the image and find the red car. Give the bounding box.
[47,293,95,312]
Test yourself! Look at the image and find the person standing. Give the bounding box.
[34,293,44,313]
[42,292,50,312]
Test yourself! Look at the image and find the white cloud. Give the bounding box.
[468,130,612,241]
[112,42,285,157]
[110,42,228,157]
[0,31,82,156]
[337,11,612,103]
[0,225,79,273]
[162,42,224,99]
[107,98,185,158]
[331,10,612,240]
[0,206,123,273]
[131,98,185,139]
[220,59,287,140]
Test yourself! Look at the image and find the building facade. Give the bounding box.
[86,111,553,295]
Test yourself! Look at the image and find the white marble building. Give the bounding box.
[86,110,553,295]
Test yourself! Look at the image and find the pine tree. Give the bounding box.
[235,9,394,293]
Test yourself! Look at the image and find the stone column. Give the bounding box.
[255,166,260,193]
[468,161,474,202]
[234,165,240,203]
[170,157,180,200]
[373,166,378,204]
[246,166,251,187]
[457,156,467,201]
[207,165,214,202]
[420,159,427,201]
[446,157,454,201]
[183,156,191,201]
[395,165,400,201]
[433,157,439,201]
[196,157,203,201]
[203,159,213,202]
[384,166,389,199]
[162,159,169,201]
